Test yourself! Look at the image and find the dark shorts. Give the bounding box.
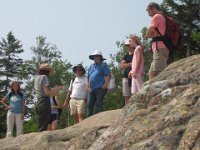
[48,114,58,124]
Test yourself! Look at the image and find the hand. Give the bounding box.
[6,105,12,110]
[132,73,137,79]
[102,83,107,90]
[128,72,132,78]
[63,100,69,108]
[86,85,90,93]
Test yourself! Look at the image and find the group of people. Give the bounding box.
[35,50,111,132]
[121,2,170,103]
[0,2,170,137]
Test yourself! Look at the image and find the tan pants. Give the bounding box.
[6,111,23,137]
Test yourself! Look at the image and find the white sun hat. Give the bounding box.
[89,50,106,60]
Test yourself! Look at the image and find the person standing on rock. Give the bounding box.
[145,2,169,79]
[63,64,87,123]
[128,35,144,95]
[34,63,63,132]
[48,96,62,131]
[120,40,134,105]
[86,50,111,117]
[0,81,26,138]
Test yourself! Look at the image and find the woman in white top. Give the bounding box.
[64,64,87,123]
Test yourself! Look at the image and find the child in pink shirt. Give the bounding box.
[128,35,144,94]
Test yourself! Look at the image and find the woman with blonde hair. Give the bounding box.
[128,35,144,95]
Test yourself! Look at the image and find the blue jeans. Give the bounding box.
[87,88,106,117]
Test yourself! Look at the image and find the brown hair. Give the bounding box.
[39,69,50,76]
[10,81,21,94]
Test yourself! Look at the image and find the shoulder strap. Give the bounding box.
[19,92,23,99]
[154,14,167,37]
[52,96,58,106]
[8,92,12,101]
[155,27,162,37]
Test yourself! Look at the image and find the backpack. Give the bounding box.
[52,96,62,121]
[152,15,181,50]
[101,63,116,92]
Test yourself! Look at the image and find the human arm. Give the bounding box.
[102,63,111,89]
[21,99,26,120]
[102,75,110,89]
[145,26,154,38]
[52,96,62,109]
[0,97,11,109]
[86,77,90,93]
[44,86,63,96]
[120,60,132,70]
[63,91,71,107]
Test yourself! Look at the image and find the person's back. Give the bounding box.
[131,45,144,76]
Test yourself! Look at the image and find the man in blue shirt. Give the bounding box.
[87,50,110,117]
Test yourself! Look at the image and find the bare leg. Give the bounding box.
[78,114,85,122]
[124,96,130,105]
[47,124,52,131]
[73,114,79,124]
[51,120,58,130]
[149,71,160,80]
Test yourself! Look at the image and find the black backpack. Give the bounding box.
[52,96,62,121]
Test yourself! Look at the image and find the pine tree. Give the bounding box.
[161,0,200,58]
[0,31,24,138]
[0,32,24,92]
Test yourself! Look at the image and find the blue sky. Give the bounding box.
[0,0,162,67]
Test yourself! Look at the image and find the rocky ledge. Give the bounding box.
[0,54,200,150]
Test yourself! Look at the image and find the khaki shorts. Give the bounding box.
[122,78,131,97]
[69,98,86,115]
[149,48,169,72]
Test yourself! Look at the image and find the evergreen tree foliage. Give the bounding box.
[160,0,200,58]
[0,32,24,138]
[0,31,24,92]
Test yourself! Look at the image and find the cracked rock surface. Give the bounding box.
[0,54,200,150]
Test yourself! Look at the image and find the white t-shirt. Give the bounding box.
[69,76,87,100]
